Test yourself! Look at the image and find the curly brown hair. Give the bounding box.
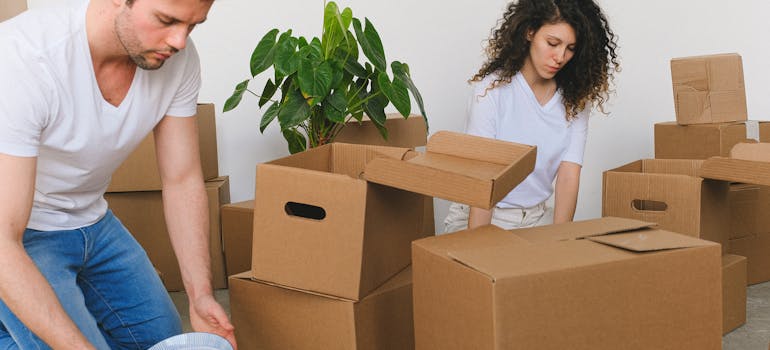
[472,0,620,120]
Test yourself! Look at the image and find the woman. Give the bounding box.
[444,0,620,232]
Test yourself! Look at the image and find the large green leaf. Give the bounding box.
[324,89,347,123]
[322,2,352,59]
[282,128,307,154]
[298,59,333,103]
[333,48,367,78]
[392,61,428,129]
[258,79,279,108]
[260,101,280,133]
[352,18,386,72]
[377,72,410,117]
[275,35,300,77]
[223,79,249,112]
[250,28,280,77]
[278,88,311,129]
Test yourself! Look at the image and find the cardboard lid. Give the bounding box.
[586,229,714,252]
[513,217,655,243]
[363,131,536,209]
[700,143,770,186]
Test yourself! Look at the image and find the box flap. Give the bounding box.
[587,229,715,252]
[512,217,656,243]
[700,143,770,186]
[363,131,536,209]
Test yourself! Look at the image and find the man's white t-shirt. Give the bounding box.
[466,72,589,208]
[0,3,201,230]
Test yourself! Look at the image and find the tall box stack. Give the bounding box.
[412,218,722,349]
[0,0,26,22]
[104,104,228,291]
[231,131,537,348]
[220,115,433,279]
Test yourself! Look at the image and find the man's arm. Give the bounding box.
[553,161,582,224]
[0,153,95,349]
[153,115,236,348]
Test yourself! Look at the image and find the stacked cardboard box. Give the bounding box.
[0,0,26,22]
[604,53,751,334]
[220,115,433,279]
[412,217,723,349]
[104,104,228,291]
[230,131,537,348]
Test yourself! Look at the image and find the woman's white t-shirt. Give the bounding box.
[0,4,201,230]
[465,72,589,208]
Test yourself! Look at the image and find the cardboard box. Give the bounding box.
[728,234,770,285]
[229,267,413,350]
[0,0,25,22]
[335,113,428,148]
[654,121,770,159]
[252,143,424,301]
[108,104,219,192]
[363,131,537,209]
[671,53,747,125]
[722,254,747,334]
[221,200,255,277]
[106,177,230,291]
[728,183,770,241]
[701,142,770,186]
[412,217,722,350]
[602,159,729,252]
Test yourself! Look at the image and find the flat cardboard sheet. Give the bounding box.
[701,143,770,186]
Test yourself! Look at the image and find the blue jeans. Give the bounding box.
[0,210,182,349]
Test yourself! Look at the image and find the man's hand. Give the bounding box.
[189,294,237,349]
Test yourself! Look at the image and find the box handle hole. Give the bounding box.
[285,202,327,220]
[631,199,668,212]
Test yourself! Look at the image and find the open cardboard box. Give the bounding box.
[655,120,770,159]
[252,131,536,301]
[335,113,428,148]
[412,217,722,350]
[701,143,770,186]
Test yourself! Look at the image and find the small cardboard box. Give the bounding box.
[229,267,413,350]
[654,121,770,159]
[335,113,428,148]
[727,184,770,241]
[412,217,722,350]
[253,132,535,300]
[722,254,747,335]
[671,53,747,125]
[0,0,26,22]
[729,234,770,285]
[700,143,770,186]
[363,131,536,209]
[602,159,729,252]
[221,200,255,277]
[106,177,230,291]
[108,104,219,192]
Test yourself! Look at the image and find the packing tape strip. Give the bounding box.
[745,120,760,141]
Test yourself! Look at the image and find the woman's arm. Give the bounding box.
[553,161,582,224]
[468,207,493,229]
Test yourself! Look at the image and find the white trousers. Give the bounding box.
[443,201,554,233]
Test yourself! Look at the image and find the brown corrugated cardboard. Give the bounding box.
[671,53,747,125]
[108,104,219,192]
[728,184,770,241]
[105,177,230,291]
[0,0,25,22]
[412,217,722,350]
[722,254,747,335]
[655,121,770,159]
[229,267,413,350]
[221,200,255,277]
[729,234,770,285]
[335,114,427,148]
[602,159,729,252]
[252,143,426,301]
[363,131,537,209]
[701,143,770,186]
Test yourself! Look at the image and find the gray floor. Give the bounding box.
[171,282,770,349]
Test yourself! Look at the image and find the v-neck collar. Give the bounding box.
[515,73,560,111]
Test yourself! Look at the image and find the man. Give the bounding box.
[0,0,236,348]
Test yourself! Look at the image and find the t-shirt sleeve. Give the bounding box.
[164,38,201,118]
[561,108,590,166]
[0,45,52,157]
[464,81,498,139]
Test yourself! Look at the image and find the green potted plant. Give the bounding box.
[224,1,427,154]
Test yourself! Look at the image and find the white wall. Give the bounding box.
[27,0,770,226]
